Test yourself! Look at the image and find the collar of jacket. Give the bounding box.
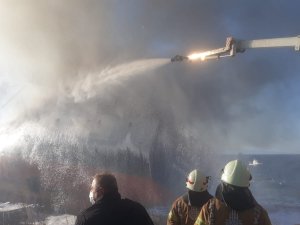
[184,190,212,207]
[215,182,256,211]
[95,192,121,204]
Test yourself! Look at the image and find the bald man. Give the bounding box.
[75,173,154,225]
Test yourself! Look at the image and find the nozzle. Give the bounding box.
[171,55,189,62]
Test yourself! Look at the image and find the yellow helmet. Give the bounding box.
[186,169,209,192]
[221,160,252,187]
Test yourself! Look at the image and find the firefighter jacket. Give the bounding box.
[75,192,154,225]
[194,198,272,225]
[167,191,213,225]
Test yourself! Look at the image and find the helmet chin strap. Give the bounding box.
[220,182,229,207]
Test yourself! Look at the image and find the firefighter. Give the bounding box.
[75,173,154,225]
[194,160,272,225]
[167,169,213,225]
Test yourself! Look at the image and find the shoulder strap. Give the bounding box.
[182,193,189,204]
[176,198,184,218]
[208,199,216,225]
[253,204,261,225]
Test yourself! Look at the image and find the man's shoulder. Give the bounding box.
[121,198,154,225]
[253,202,269,215]
[201,197,223,211]
[121,198,138,204]
[121,198,146,210]
[75,204,101,225]
[202,197,215,205]
[204,198,270,216]
[172,194,188,205]
[78,204,97,216]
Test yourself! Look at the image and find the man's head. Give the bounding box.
[186,169,209,192]
[89,173,119,204]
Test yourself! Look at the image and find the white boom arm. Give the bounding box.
[171,35,300,62]
[237,36,300,51]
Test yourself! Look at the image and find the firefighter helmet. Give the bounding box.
[221,160,252,187]
[186,169,209,192]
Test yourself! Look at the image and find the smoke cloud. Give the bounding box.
[0,0,300,167]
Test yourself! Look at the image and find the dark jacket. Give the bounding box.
[75,192,154,225]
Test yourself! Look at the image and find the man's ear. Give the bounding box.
[94,187,104,200]
[97,187,104,195]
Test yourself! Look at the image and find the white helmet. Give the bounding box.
[186,169,209,192]
[221,160,252,187]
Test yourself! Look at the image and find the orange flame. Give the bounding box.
[188,52,209,61]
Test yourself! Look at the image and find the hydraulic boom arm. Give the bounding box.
[171,35,300,62]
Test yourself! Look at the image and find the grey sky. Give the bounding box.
[0,0,300,154]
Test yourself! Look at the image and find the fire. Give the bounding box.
[188,52,209,61]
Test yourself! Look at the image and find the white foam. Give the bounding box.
[0,202,32,212]
[44,214,76,225]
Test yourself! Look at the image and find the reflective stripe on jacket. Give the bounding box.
[194,198,272,225]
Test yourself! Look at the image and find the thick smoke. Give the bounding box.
[1,0,300,154]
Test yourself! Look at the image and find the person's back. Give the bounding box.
[194,160,272,225]
[196,197,271,225]
[167,169,212,225]
[121,198,154,225]
[75,173,154,225]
